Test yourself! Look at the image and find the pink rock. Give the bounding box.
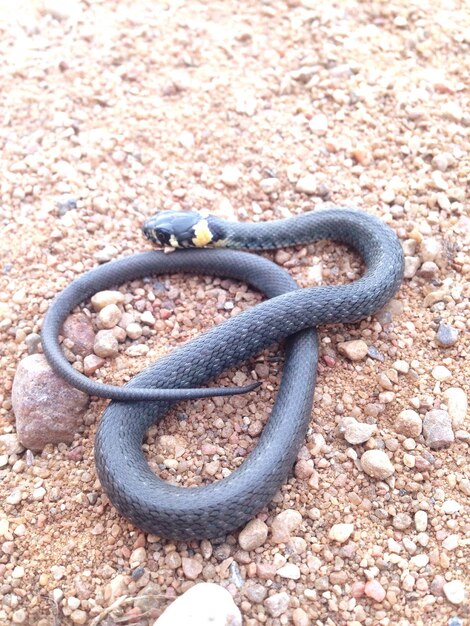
[350,581,365,598]
[12,354,89,450]
[62,313,95,357]
[364,580,386,602]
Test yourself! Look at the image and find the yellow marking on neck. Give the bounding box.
[169,234,180,248]
[192,219,214,247]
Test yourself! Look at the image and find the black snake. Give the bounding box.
[42,208,404,539]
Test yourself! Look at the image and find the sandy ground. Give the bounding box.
[0,0,469,625]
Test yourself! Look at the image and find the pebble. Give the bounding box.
[25,332,42,354]
[276,563,301,579]
[395,409,422,438]
[126,322,143,340]
[98,303,122,328]
[337,340,368,361]
[441,500,460,514]
[392,513,413,530]
[364,580,386,602]
[182,557,203,580]
[443,388,467,429]
[12,354,89,450]
[421,237,442,263]
[271,509,302,543]
[154,582,242,626]
[94,330,119,358]
[423,409,454,449]
[70,610,87,625]
[292,607,311,626]
[244,583,267,603]
[329,523,354,543]
[141,310,156,325]
[404,256,421,278]
[83,354,105,375]
[295,174,318,195]
[431,365,452,381]
[414,511,428,532]
[308,113,328,133]
[90,290,124,311]
[94,245,119,263]
[62,313,95,357]
[264,592,290,618]
[360,450,395,479]
[443,580,466,605]
[339,416,376,444]
[259,177,281,194]
[221,165,241,187]
[238,519,268,551]
[0,434,24,455]
[419,260,439,279]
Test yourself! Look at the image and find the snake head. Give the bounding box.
[142,210,222,248]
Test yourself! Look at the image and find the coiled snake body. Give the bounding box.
[42,208,404,539]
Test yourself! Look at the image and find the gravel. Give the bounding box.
[0,0,468,624]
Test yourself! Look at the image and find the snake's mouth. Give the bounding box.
[142,210,223,248]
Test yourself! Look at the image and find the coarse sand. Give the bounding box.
[0,1,469,625]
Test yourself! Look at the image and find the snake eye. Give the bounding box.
[154,227,171,245]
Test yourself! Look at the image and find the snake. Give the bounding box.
[41,208,404,539]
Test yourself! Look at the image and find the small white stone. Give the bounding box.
[32,487,46,501]
[260,178,281,194]
[154,582,242,625]
[340,417,376,445]
[126,322,143,340]
[329,523,354,543]
[276,563,301,580]
[409,554,429,569]
[443,388,467,429]
[12,565,25,578]
[141,311,156,325]
[337,340,368,361]
[91,290,125,311]
[443,580,466,605]
[98,304,122,329]
[360,450,395,479]
[308,113,328,134]
[125,344,150,357]
[431,365,452,381]
[221,165,241,187]
[414,511,428,532]
[393,360,410,374]
[381,188,396,204]
[441,500,460,514]
[442,534,459,551]
[295,174,318,195]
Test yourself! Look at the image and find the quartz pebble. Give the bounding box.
[395,409,422,438]
[423,410,454,449]
[238,519,268,551]
[443,388,467,429]
[221,165,241,187]
[431,365,452,382]
[360,450,395,479]
[295,174,318,195]
[337,340,368,361]
[154,582,242,625]
[329,523,354,543]
[393,513,413,530]
[94,330,119,358]
[339,416,376,444]
[98,303,122,328]
[276,563,301,579]
[271,509,302,543]
[443,580,466,605]
[91,290,125,311]
[414,511,428,532]
[264,592,290,618]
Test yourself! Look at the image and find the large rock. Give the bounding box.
[154,583,242,626]
[12,354,89,450]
